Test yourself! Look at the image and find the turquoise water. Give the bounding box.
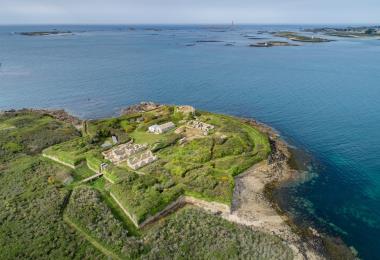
[1,25,380,259]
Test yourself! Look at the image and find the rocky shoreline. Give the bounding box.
[242,118,356,259]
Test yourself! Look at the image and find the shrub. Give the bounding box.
[110,174,183,224]
[65,187,145,258]
[145,207,293,260]
[0,112,79,163]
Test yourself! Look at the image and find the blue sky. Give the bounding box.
[1,0,379,24]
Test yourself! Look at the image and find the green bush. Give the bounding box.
[120,120,136,133]
[3,142,23,153]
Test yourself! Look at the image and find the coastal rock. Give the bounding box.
[120,101,161,115]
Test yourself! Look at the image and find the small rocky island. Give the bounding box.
[250,41,299,47]
[0,103,356,259]
[18,30,73,36]
[273,31,333,42]
[304,26,380,38]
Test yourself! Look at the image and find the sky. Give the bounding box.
[1,0,380,25]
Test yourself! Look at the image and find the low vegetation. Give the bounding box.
[0,110,79,163]
[0,107,290,259]
[42,137,94,168]
[110,171,183,224]
[145,207,293,259]
[64,186,145,258]
[0,156,103,259]
[41,105,271,224]
[63,186,294,259]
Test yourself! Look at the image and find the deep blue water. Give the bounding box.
[1,25,379,259]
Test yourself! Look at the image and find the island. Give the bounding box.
[18,30,73,36]
[273,31,332,42]
[304,26,380,38]
[0,103,355,259]
[250,41,299,47]
[196,40,224,43]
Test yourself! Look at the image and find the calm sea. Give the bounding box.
[1,25,379,259]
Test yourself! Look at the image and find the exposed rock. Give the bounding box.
[120,101,161,115]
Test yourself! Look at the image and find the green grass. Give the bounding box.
[110,172,184,225]
[0,122,15,131]
[72,163,96,181]
[42,137,93,167]
[129,130,167,145]
[85,152,105,172]
[103,165,134,183]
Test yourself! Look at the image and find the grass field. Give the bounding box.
[72,163,96,181]
[77,107,271,223]
[42,137,93,168]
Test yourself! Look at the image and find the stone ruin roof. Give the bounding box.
[102,141,147,164]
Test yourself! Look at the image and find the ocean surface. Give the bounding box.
[1,25,379,259]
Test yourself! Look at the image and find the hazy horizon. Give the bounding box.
[1,0,380,25]
[1,22,379,26]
